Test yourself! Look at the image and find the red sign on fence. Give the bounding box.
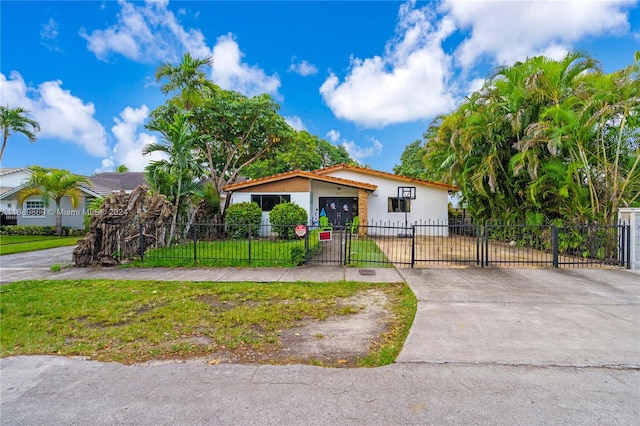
[318,230,332,241]
[295,224,307,237]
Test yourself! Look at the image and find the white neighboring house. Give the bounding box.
[0,168,147,229]
[222,164,457,236]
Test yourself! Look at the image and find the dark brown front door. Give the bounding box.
[318,197,358,228]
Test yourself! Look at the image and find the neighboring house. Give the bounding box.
[222,164,457,236]
[0,168,147,229]
[89,172,147,195]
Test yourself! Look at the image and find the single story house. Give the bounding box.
[0,168,147,229]
[222,164,457,236]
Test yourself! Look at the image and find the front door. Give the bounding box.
[318,197,358,228]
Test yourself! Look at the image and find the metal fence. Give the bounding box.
[141,223,311,267]
[0,213,17,226]
[123,220,631,269]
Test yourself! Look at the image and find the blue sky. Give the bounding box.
[1,0,638,176]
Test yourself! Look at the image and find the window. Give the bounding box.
[388,197,410,213]
[24,201,45,217]
[251,194,291,211]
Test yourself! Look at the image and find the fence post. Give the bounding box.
[247,226,252,266]
[193,224,198,263]
[304,231,309,265]
[484,225,489,267]
[343,227,349,266]
[476,225,480,266]
[139,222,144,262]
[411,225,415,268]
[625,224,631,269]
[552,226,559,268]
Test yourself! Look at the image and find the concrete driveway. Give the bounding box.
[0,246,76,283]
[1,266,639,424]
[396,268,640,367]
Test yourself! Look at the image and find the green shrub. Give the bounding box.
[269,202,308,240]
[224,202,262,238]
[290,246,305,266]
[0,225,84,236]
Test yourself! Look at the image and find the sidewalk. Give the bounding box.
[0,264,404,284]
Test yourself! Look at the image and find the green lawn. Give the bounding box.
[348,238,392,268]
[0,235,79,255]
[130,233,320,268]
[0,279,416,367]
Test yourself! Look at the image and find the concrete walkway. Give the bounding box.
[1,247,639,424]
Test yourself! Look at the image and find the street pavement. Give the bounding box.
[1,247,639,425]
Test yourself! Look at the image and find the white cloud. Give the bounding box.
[81,1,280,98]
[324,129,382,162]
[80,0,211,63]
[320,1,457,127]
[0,71,108,157]
[210,33,281,98]
[326,130,341,143]
[442,0,634,68]
[342,138,383,162]
[40,18,62,52]
[285,116,306,131]
[289,58,318,76]
[466,77,485,94]
[109,105,163,172]
[95,158,115,174]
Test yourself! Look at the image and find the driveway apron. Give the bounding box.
[396,268,640,367]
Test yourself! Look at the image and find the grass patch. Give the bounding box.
[356,284,417,367]
[347,238,392,268]
[128,232,321,268]
[0,279,414,367]
[0,236,79,255]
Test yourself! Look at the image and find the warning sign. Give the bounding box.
[294,224,307,237]
[318,230,332,241]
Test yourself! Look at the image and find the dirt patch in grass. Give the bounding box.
[143,289,394,368]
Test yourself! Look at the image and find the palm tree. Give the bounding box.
[0,105,40,162]
[143,112,204,242]
[115,164,129,173]
[17,167,91,235]
[155,53,215,110]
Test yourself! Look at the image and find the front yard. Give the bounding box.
[0,279,416,368]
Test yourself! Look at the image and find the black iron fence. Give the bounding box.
[113,219,631,269]
[0,213,17,226]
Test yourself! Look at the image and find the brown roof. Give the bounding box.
[315,164,458,191]
[222,169,377,192]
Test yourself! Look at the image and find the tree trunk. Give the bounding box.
[55,200,62,236]
[0,133,8,162]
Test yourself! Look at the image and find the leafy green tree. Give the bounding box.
[17,167,91,235]
[243,130,356,179]
[424,51,639,224]
[0,105,40,162]
[190,88,293,209]
[393,139,427,178]
[155,53,215,110]
[150,54,293,213]
[114,164,129,173]
[143,112,205,242]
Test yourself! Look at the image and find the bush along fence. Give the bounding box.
[101,219,631,269]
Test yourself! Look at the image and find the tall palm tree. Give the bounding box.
[155,53,215,110]
[115,164,129,173]
[0,105,40,162]
[144,112,204,242]
[17,167,91,235]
